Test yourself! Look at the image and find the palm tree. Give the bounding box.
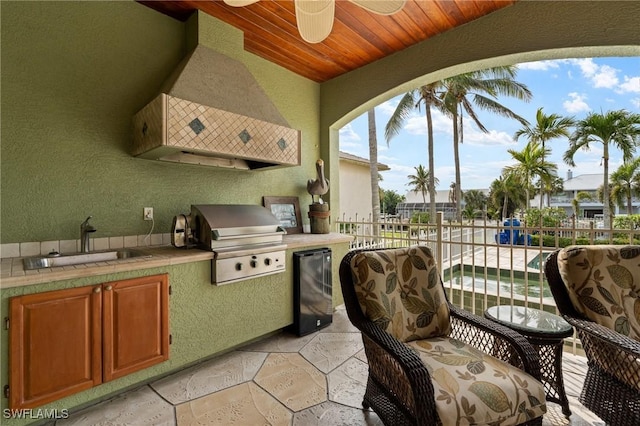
[461,204,478,221]
[386,83,442,221]
[572,191,594,218]
[368,109,381,234]
[441,67,532,222]
[377,173,385,206]
[463,189,488,214]
[489,173,525,220]
[448,181,457,204]
[563,110,640,229]
[464,189,487,210]
[610,157,640,215]
[538,175,564,208]
[514,107,574,208]
[407,165,438,207]
[596,184,617,222]
[504,141,557,209]
[514,107,574,150]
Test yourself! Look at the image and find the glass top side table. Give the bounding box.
[485,305,573,416]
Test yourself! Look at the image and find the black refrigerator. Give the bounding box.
[292,248,332,336]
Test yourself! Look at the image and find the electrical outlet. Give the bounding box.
[143,207,153,221]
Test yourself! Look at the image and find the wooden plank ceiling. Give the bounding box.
[138,0,516,83]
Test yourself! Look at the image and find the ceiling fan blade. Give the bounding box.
[295,0,335,44]
[349,0,406,15]
[223,0,260,6]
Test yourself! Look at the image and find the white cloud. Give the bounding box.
[378,154,398,162]
[570,58,619,89]
[517,60,561,71]
[389,163,418,175]
[404,112,515,146]
[591,65,619,88]
[462,160,515,190]
[464,129,516,147]
[572,58,599,78]
[631,98,640,109]
[563,92,590,113]
[377,99,398,117]
[339,123,361,144]
[619,76,640,94]
[403,115,427,135]
[403,109,452,136]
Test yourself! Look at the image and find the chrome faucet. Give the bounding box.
[80,216,96,253]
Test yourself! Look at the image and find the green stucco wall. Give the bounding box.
[0,1,329,422]
[0,1,320,244]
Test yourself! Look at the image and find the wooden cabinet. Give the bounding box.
[9,285,102,410]
[103,276,170,381]
[9,274,169,409]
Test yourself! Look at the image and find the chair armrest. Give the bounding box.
[565,314,640,355]
[563,313,640,391]
[449,304,542,380]
[355,319,438,422]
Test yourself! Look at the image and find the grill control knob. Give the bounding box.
[264,258,272,266]
[235,262,243,271]
[250,260,258,268]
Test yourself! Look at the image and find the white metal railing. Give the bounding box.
[336,212,640,354]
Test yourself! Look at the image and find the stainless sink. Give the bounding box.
[23,249,151,270]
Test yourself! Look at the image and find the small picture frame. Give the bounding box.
[263,196,303,234]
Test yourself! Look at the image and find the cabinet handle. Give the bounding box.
[105,285,113,291]
[94,287,101,293]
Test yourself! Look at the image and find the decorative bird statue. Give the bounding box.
[307,159,329,204]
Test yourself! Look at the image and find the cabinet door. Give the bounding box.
[9,286,102,409]
[102,274,169,381]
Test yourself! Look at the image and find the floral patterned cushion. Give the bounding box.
[350,246,451,342]
[557,245,640,342]
[407,337,547,426]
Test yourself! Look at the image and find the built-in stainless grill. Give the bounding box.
[187,204,287,285]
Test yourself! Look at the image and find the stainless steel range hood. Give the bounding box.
[132,43,300,170]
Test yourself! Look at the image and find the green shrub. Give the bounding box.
[409,212,431,235]
[530,233,640,248]
[614,214,640,230]
[339,223,356,233]
[410,212,430,224]
[524,207,567,230]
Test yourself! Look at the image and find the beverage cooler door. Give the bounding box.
[292,248,332,336]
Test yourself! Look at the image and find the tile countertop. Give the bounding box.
[0,233,354,289]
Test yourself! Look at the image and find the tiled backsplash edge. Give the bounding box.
[0,233,172,259]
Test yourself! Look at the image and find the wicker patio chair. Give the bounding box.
[544,245,640,426]
[339,246,546,426]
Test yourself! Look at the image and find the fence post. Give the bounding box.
[437,211,443,274]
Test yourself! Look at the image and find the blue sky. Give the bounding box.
[339,57,640,196]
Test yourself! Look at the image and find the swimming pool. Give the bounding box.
[444,270,553,300]
[526,252,552,270]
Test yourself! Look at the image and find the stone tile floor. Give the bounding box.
[58,306,604,425]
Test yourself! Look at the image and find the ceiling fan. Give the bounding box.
[223,0,406,43]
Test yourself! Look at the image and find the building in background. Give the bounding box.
[547,170,640,218]
[338,151,389,221]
